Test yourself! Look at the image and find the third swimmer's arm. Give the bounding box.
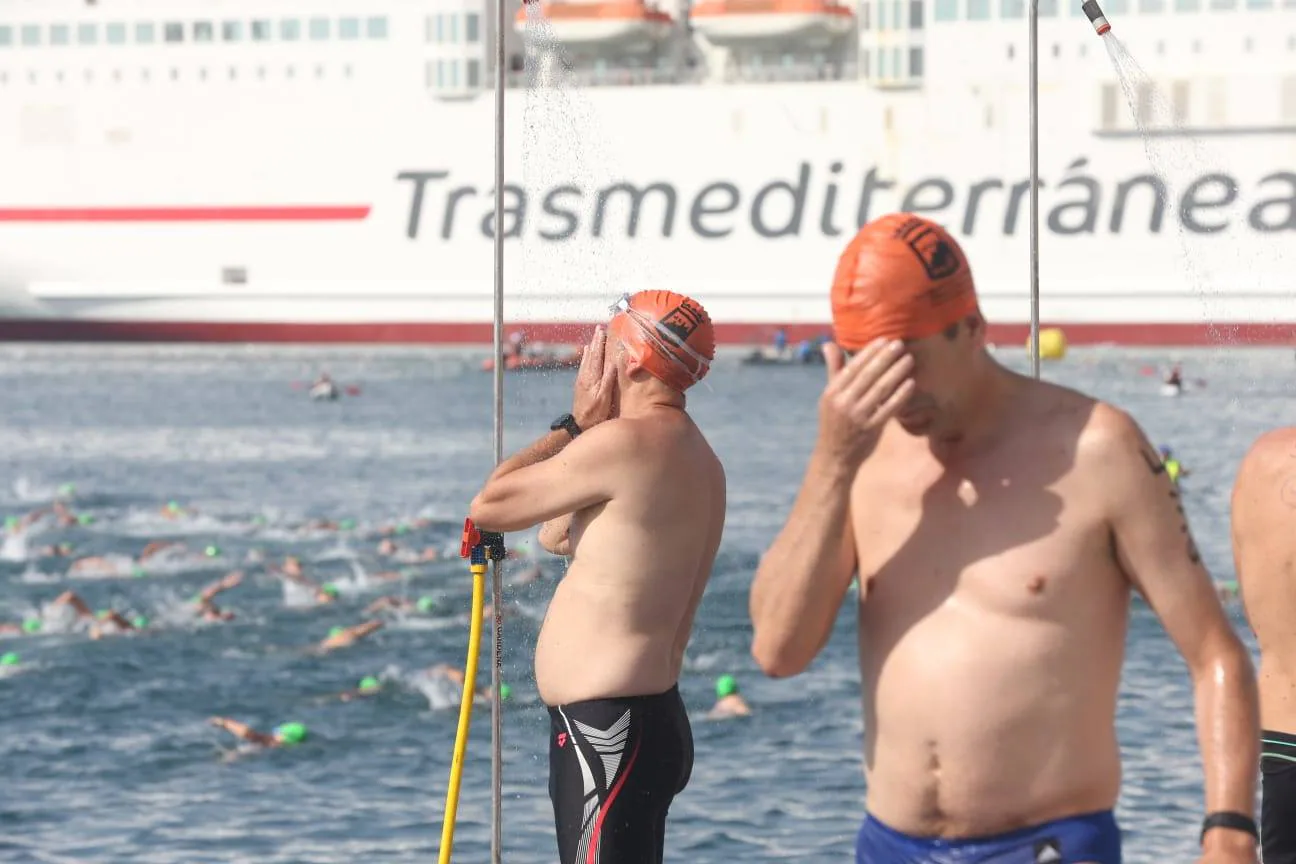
[1098,406,1260,852]
[749,446,858,678]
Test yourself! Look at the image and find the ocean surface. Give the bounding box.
[1,343,1291,864]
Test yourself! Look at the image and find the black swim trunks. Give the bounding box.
[1263,729,1296,864]
[548,685,693,864]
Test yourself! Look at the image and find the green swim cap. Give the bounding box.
[3,516,17,529]
[339,519,356,530]
[132,615,149,629]
[96,609,111,621]
[77,514,94,526]
[716,675,738,699]
[395,524,410,536]
[274,722,308,745]
[131,565,146,579]
[358,676,381,692]
[252,515,268,525]
[498,683,512,701]
[416,596,436,613]
[58,483,76,496]
[204,545,220,558]
[321,584,339,598]
[0,652,19,666]
[21,617,41,634]
[167,501,180,512]
[328,626,345,638]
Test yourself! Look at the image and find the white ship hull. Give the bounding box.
[0,3,1292,345]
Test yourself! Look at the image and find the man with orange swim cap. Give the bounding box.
[470,290,725,864]
[751,212,1260,863]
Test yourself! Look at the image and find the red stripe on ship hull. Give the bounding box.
[0,206,371,222]
[0,320,1292,346]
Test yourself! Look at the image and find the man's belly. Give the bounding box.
[861,613,1123,836]
[535,587,681,706]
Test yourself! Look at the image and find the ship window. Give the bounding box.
[1135,81,1154,123]
[229,66,237,80]
[1175,0,1200,8]
[860,1,871,28]
[21,24,41,46]
[0,26,11,48]
[1140,0,1166,10]
[78,24,98,45]
[136,22,156,43]
[1282,76,1296,121]
[1246,0,1272,7]
[425,59,434,87]
[194,22,215,42]
[1100,82,1118,128]
[1105,0,1129,10]
[466,13,481,42]
[892,2,903,29]
[910,0,924,25]
[1206,78,1226,122]
[1007,43,1015,58]
[107,23,127,44]
[449,60,460,87]
[51,25,71,46]
[252,21,271,41]
[339,18,361,40]
[862,48,870,77]
[934,0,959,19]
[223,21,243,41]
[449,15,460,42]
[309,18,331,40]
[967,0,991,19]
[367,17,389,39]
[879,48,889,77]
[467,58,481,86]
[909,46,924,75]
[1209,0,1235,7]
[437,59,445,87]
[164,23,184,44]
[879,2,889,27]
[1002,0,1024,15]
[280,20,301,41]
[1039,0,1057,13]
[436,14,446,41]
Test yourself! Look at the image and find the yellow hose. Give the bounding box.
[438,559,487,864]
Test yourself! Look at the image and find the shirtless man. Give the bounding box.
[1231,426,1296,862]
[470,291,726,864]
[749,213,1260,864]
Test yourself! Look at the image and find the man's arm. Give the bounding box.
[538,516,573,556]
[210,717,276,747]
[469,423,625,534]
[1098,406,1259,850]
[749,448,859,678]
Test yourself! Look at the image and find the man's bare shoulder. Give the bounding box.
[1236,427,1296,484]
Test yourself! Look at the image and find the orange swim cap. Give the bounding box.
[609,290,715,392]
[830,213,980,352]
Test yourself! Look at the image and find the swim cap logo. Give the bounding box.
[556,732,568,748]
[659,300,703,343]
[894,217,963,282]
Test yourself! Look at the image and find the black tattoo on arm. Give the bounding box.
[1141,446,1200,564]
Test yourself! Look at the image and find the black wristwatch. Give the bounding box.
[550,413,582,438]
[1200,811,1258,846]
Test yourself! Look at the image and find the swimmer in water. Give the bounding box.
[314,619,383,654]
[191,571,244,621]
[363,595,437,616]
[425,663,507,704]
[48,591,147,639]
[750,213,1259,863]
[1231,426,1296,861]
[375,538,440,562]
[1158,445,1190,485]
[470,295,725,864]
[338,675,385,702]
[270,556,339,604]
[209,717,308,748]
[0,615,44,637]
[707,675,751,719]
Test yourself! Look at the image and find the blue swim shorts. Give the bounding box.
[856,809,1121,864]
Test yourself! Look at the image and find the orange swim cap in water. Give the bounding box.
[830,213,980,351]
[609,290,715,392]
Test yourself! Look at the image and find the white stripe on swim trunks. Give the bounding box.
[610,294,711,383]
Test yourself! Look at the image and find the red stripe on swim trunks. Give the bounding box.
[586,737,641,864]
[0,206,372,222]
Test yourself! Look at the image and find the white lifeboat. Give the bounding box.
[689,0,854,47]
[515,1,674,51]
